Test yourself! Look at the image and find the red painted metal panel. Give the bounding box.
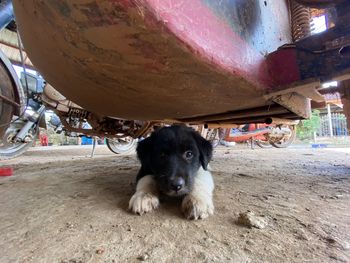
[144,0,274,89]
[266,48,300,87]
[224,128,270,142]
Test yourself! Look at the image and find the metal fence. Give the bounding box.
[318,113,348,137]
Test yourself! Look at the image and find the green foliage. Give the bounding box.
[297,110,321,140]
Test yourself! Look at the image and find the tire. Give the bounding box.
[270,125,297,148]
[206,128,221,148]
[106,137,137,154]
[255,139,272,148]
[0,121,38,160]
[0,61,16,137]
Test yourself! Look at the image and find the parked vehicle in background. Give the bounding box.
[205,123,297,149]
[0,64,46,159]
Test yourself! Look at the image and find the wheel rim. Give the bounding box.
[256,139,272,148]
[0,122,35,155]
[107,137,136,152]
[206,129,220,147]
[0,63,16,136]
[270,125,296,148]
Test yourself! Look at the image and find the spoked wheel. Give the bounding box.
[0,120,39,160]
[255,139,272,148]
[206,128,221,148]
[0,62,16,138]
[106,136,137,154]
[269,125,297,148]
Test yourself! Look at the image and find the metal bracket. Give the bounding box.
[269,92,311,119]
[264,80,324,102]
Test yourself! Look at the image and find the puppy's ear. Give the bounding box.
[136,136,153,167]
[192,131,213,170]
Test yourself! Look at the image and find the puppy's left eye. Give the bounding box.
[184,150,193,160]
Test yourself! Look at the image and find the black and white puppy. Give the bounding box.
[129,125,214,220]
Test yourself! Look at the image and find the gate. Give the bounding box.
[318,113,348,137]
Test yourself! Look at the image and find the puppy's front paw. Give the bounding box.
[181,194,214,220]
[129,192,159,215]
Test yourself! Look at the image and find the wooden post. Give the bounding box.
[340,80,350,133]
[313,131,317,143]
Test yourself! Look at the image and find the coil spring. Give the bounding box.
[68,108,89,120]
[290,0,312,41]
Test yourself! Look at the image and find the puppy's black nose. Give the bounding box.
[170,177,184,191]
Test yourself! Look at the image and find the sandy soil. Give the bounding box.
[0,145,350,263]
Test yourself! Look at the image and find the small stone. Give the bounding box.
[237,211,268,229]
[137,254,149,261]
[329,253,347,262]
[246,240,254,245]
[96,248,105,254]
[203,237,215,244]
[295,229,309,241]
[244,247,252,253]
[341,241,350,250]
[65,222,74,229]
[325,237,336,244]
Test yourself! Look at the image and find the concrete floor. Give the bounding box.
[0,145,350,262]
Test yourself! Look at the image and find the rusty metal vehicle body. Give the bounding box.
[1,0,350,157]
[11,1,306,125]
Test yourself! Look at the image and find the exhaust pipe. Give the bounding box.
[265,117,300,126]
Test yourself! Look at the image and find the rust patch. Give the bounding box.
[49,1,71,18]
[76,1,130,28]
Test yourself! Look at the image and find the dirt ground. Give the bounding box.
[1,145,350,263]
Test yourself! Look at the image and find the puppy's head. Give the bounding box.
[137,125,213,196]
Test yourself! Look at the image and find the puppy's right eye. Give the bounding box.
[184,150,193,160]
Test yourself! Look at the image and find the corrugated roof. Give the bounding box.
[0,29,34,69]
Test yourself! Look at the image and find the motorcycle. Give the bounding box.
[219,122,298,148]
[0,45,150,160]
[0,68,46,160]
[0,1,47,159]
